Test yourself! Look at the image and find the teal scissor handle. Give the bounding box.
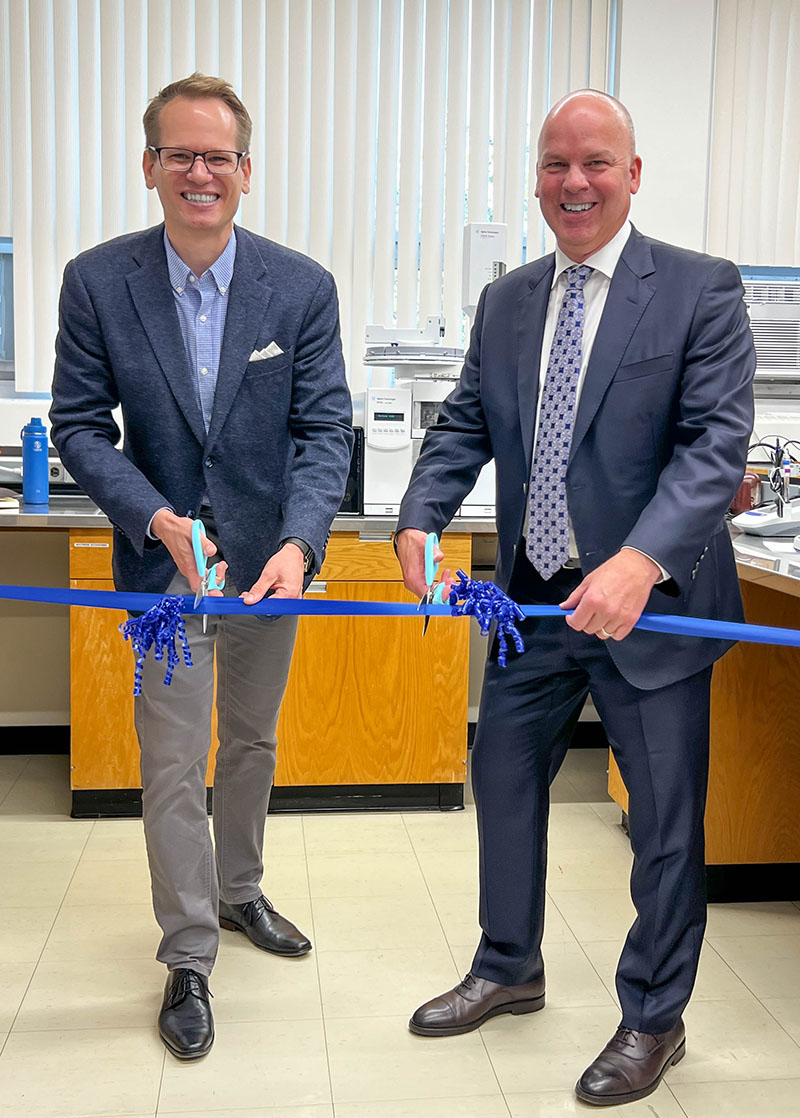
[192,519,226,593]
[424,533,446,602]
[420,533,446,636]
[192,519,208,579]
[424,532,440,589]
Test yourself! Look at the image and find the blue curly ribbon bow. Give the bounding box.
[119,595,193,696]
[447,570,525,666]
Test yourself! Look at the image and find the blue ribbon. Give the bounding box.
[3,577,800,696]
[2,581,799,647]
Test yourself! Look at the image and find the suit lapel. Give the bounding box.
[517,257,555,469]
[568,228,656,463]
[126,226,206,446]
[205,228,274,450]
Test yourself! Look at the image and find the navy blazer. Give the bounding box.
[397,227,756,689]
[50,224,354,595]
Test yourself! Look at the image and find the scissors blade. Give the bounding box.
[419,588,434,636]
[196,578,210,632]
[193,579,206,610]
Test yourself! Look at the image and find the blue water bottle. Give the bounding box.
[20,417,50,505]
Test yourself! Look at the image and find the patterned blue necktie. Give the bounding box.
[526,263,594,579]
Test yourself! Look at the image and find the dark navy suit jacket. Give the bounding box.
[50,224,354,595]
[397,227,756,689]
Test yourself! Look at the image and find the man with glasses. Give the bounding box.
[50,74,353,1060]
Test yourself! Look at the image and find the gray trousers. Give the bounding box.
[133,571,298,976]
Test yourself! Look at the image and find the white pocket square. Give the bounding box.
[249,342,284,362]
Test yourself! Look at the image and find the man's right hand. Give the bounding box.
[396,528,452,599]
[151,509,226,594]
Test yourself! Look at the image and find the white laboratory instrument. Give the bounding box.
[732,501,800,537]
[463,223,508,318]
[361,317,497,517]
[360,386,413,516]
[358,225,510,519]
[360,319,462,516]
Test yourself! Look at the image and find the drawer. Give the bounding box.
[67,527,475,583]
[320,532,472,582]
[69,529,113,579]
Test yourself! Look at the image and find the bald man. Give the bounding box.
[396,91,755,1106]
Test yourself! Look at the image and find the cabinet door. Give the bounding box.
[70,579,220,790]
[70,579,140,789]
[69,534,472,792]
[275,580,470,786]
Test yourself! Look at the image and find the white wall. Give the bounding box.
[617,0,717,252]
[0,398,51,446]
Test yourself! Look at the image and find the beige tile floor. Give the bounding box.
[0,748,798,1117]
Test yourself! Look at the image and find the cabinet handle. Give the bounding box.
[307,581,327,594]
[358,532,393,543]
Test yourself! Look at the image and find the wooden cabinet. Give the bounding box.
[607,574,800,899]
[69,529,471,811]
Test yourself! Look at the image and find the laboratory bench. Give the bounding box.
[4,508,800,903]
[608,527,800,902]
[1,505,493,818]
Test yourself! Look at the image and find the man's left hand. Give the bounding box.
[560,550,661,641]
[241,544,305,604]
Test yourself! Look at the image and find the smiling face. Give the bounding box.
[142,96,251,255]
[535,93,641,262]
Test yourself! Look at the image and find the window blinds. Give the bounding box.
[0,0,612,395]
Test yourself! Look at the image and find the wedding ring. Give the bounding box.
[600,627,612,638]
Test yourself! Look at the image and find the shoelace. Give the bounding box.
[246,894,276,919]
[608,1027,640,1052]
[458,973,478,992]
[166,969,212,1009]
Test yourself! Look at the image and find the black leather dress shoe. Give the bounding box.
[409,972,545,1036]
[219,894,312,956]
[158,968,214,1060]
[575,1019,686,1106]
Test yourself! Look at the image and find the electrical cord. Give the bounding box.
[745,437,800,509]
[748,437,800,462]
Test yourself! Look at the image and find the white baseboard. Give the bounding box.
[0,711,70,726]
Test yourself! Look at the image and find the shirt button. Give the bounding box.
[189,275,196,284]
[176,286,183,294]
[200,315,207,322]
[219,286,226,293]
[200,367,209,376]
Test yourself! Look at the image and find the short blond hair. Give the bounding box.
[143,72,252,152]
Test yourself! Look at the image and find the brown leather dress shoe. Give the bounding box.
[219,894,312,956]
[575,1019,686,1106]
[409,972,545,1036]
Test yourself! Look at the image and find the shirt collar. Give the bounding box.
[552,220,632,288]
[163,228,237,295]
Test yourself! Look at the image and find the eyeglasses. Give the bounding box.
[147,146,248,175]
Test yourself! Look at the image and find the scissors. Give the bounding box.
[418,532,447,636]
[192,519,226,632]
